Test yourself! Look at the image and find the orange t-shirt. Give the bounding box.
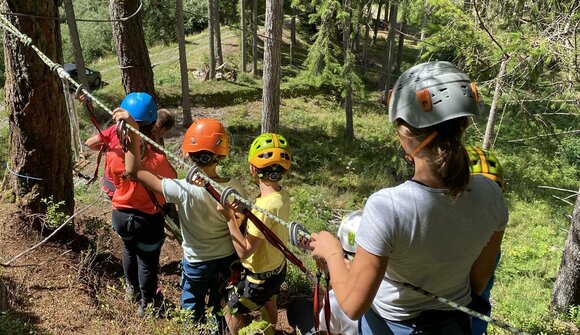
[106,144,177,214]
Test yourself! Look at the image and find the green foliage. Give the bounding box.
[142,0,178,45]
[238,319,270,335]
[0,311,35,335]
[40,196,70,230]
[60,0,115,63]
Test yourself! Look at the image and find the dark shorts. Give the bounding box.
[226,263,287,314]
[112,209,165,251]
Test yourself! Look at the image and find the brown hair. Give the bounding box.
[155,109,175,131]
[396,117,471,198]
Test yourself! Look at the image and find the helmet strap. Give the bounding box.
[404,131,438,163]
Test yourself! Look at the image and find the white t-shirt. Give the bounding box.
[319,290,358,335]
[357,176,508,321]
[162,178,246,263]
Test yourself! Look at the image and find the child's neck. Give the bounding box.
[258,180,281,197]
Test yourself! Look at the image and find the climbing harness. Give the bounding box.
[0,15,531,335]
[187,166,316,285]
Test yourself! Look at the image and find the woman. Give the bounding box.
[310,61,508,334]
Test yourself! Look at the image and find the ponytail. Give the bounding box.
[396,117,471,198]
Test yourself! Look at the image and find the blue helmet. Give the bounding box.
[120,92,157,125]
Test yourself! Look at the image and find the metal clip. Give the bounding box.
[220,186,246,210]
[289,221,312,250]
[116,120,129,152]
[185,166,203,184]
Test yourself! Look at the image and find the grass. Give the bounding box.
[1,17,579,335]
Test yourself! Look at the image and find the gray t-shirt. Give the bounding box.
[162,178,246,263]
[357,175,508,321]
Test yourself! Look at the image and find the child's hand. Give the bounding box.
[217,203,235,221]
[189,175,205,187]
[112,108,138,128]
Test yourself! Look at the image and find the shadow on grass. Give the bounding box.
[0,276,46,335]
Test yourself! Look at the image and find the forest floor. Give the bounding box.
[0,107,311,335]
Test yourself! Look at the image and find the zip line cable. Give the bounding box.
[0,13,532,335]
[1,0,143,23]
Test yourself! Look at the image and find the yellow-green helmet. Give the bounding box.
[248,133,292,170]
[466,145,504,188]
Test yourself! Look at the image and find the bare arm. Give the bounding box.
[85,133,103,151]
[220,206,261,259]
[470,230,504,295]
[311,231,388,320]
[112,108,164,194]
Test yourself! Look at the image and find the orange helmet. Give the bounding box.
[181,118,229,156]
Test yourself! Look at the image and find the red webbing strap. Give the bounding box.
[324,274,331,333]
[314,271,321,333]
[77,94,110,184]
[203,182,312,277]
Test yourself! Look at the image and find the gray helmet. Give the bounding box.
[388,61,480,128]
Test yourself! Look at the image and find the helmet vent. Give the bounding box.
[281,153,290,160]
[461,85,468,96]
[190,137,197,144]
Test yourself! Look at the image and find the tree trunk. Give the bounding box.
[482,57,507,149]
[550,190,580,314]
[361,0,372,72]
[2,0,74,222]
[395,15,406,74]
[208,0,216,79]
[63,0,89,91]
[241,0,247,72]
[214,0,223,66]
[261,0,284,134]
[110,0,156,98]
[372,0,383,45]
[252,0,258,76]
[290,6,296,66]
[343,0,354,140]
[382,0,398,92]
[417,0,428,60]
[176,0,192,127]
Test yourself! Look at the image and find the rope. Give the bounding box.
[0,15,531,335]
[399,282,531,335]
[5,162,70,182]
[0,12,311,242]
[0,0,143,23]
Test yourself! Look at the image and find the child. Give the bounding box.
[466,145,505,335]
[112,113,245,325]
[105,92,177,316]
[317,210,361,335]
[86,108,175,199]
[218,133,292,335]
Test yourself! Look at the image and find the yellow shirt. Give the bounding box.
[242,188,290,274]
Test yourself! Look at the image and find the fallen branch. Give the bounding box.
[6,250,72,268]
[507,130,580,143]
[0,189,103,267]
[538,185,579,194]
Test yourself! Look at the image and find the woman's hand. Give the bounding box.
[310,231,343,261]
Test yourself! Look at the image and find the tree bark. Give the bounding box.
[372,0,383,45]
[290,6,296,65]
[252,0,258,76]
[343,0,354,140]
[261,0,284,134]
[63,0,89,91]
[176,0,192,127]
[482,57,507,149]
[241,0,247,72]
[551,190,580,314]
[208,0,216,79]
[361,0,372,72]
[214,0,223,66]
[2,0,74,221]
[382,0,398,92]
[110,0,156,98]
[395,14,406,74]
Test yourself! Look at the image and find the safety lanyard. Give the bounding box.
[76,92,110,184]
[313,268,331,334]
[200,180,316,283]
